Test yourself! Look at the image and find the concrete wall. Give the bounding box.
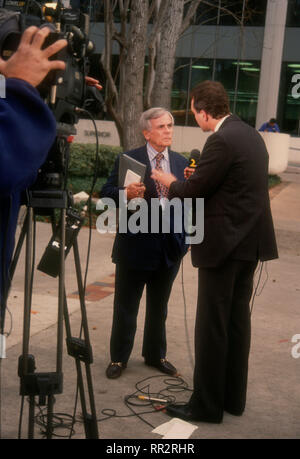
[73,119,211,152]
[259,132,289,174]
[289,137,300,165]
[74,119,120,147]
[73,120,292,173]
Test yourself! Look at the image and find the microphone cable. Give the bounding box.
[250,261,269,315]
[97,375,192,430]
[74,106,101,295]
[181,256,268,366]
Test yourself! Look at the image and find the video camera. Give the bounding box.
[0,0,95,191]
[0,0,94,127]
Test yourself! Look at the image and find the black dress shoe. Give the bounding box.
[106,362,127,379]
[166,403,223,424]
[145,358,178,376]
[225,407,244,416]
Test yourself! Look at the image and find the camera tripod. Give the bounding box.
[9,188,99,439]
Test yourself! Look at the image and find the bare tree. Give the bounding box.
[147,0,203,110]
[100,0,250,150]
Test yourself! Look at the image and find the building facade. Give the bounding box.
[86,0,300,136]
[1,0,298,135]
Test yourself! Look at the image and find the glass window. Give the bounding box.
[286,0,300,27]
[277,63,300,135]
[172,58,261,127]
[191,0,267,26]
[172,58,213,126]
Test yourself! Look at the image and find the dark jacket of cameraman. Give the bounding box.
[0,78,56,321]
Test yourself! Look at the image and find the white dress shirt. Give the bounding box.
[214,114,231,132]
[147,142,171,174]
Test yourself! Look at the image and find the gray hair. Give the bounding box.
[139,107,174,131]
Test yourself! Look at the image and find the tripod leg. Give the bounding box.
[57,208,66,375]
[19,208,64,439]
[21,208,36,439]
[22,207,34,373]
[10,210,29,283]
[16,192,73,439]
[3,210,29,333]
[46,395,55,439]
[73,238,98,438]
[63,237,99,439]
[84,363,99,438]
[28,396,35,439]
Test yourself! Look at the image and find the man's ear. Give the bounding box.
[143,130,150,141]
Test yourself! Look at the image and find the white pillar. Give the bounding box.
[255,0,288,129]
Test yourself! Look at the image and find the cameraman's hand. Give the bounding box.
[0,26,67,87]
[85,76,103,91]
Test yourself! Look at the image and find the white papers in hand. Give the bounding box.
[124,169,142,187]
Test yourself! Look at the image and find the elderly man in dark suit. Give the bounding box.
[100,108,188,379]
[152,81,278,423]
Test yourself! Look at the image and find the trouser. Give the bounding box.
[110,260,181,364]
[189,259,258,421]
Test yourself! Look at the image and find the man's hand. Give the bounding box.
[0,26,67,87]
[85,76,103,91]
[151,169,177,188]
[125,182,146,200]
[184,167,195,179]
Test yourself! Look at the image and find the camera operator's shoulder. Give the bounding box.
[4,78,56,134]
[6,77,39,97]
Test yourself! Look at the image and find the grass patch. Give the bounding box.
[268,175,281,188]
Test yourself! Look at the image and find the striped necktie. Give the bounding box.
[154,152,169,198]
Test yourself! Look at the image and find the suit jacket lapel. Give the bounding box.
[135,145,158,198]
[169,149,180,177]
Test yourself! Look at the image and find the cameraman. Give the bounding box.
[0,26,67,328]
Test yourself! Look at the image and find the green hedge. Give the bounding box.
[67,176,107,196]
[68,143,122,177]
[68,143,190,178]
[35,144,281,226]
[67,143,122,196]
[67,143,280,196]
[268,174,281,188]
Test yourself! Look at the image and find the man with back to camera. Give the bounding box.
[100,107,188,379]
[0,25,67,329]
[152,81,278,423]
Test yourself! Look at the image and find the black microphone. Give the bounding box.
[188,149,201,168]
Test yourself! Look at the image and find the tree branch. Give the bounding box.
[102,0,120,111]
[200,0,243,26]
[180,0,202,35]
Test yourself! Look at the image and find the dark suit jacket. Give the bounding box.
[169,115,278,268]
[100,145,188,270]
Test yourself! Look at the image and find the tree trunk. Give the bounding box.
[101,0,244,149]
[151,0,185,109]
[122,0,148,150]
